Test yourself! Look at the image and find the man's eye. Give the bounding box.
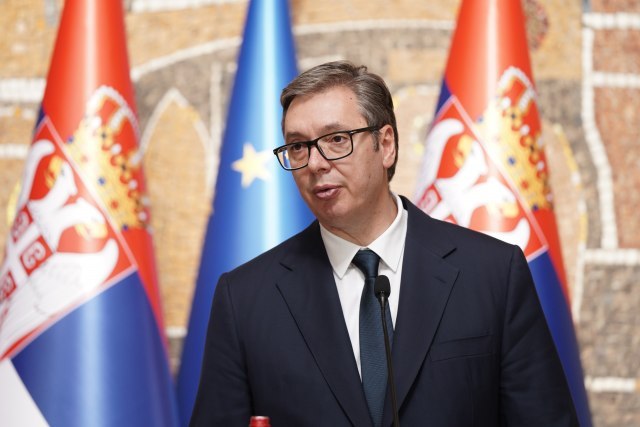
[330,134,347,143]
[288,143,304,152]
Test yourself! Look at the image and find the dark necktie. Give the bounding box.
[352,249,393,427]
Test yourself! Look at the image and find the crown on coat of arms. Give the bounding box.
[64,86,150,232]
[475,66,552,212]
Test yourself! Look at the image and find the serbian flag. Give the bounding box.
[176,0,313,424]
[0,1,178,426]
[414,1,591,425]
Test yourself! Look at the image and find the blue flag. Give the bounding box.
[176,1,313,424]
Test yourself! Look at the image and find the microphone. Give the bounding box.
[374,275,400,427]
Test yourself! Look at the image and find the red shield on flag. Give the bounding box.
[415,67,551,261]
[0,87,143,360]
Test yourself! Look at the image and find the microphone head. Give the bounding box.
[374,275,391,298]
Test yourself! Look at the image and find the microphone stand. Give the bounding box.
[375,276,400,427]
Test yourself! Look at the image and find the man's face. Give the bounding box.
[283,85,396,237]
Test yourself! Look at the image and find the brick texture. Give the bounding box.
[1,1,638,424]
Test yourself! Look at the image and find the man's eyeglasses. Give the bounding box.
[273,126,380,171]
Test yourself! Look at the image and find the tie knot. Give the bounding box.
[352,249,380,280]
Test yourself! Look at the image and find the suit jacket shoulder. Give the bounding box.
[222,220,325,293]
[392,196,577,426]
[401,195,518,264]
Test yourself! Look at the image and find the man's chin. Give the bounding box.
[315,207,348,229]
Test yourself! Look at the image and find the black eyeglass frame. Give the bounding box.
[273,126,380,171]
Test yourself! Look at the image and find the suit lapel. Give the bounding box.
[382,199,460,426]
[275,223,372,427]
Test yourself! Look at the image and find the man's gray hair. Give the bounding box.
[280,61,399,181]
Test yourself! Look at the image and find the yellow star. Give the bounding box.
[231,143,273,188]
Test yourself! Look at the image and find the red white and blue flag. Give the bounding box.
[414,1,591,425]
[0,1,178,426]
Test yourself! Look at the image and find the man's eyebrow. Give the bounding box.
[284,131,308,142]
[318,123,346,134]
[285,123,347,142]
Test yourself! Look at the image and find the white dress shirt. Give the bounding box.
[320,193,408,377]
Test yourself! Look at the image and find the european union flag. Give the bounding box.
[176,1,313,424]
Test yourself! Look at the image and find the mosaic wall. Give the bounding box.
[0,0,638,424]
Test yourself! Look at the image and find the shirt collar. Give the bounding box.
[320,193,408,278]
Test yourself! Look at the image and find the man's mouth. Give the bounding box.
[313,185,339,200]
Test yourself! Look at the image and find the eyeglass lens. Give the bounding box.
[280,131,353,169]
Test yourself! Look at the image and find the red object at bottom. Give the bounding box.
[249,416,271,427]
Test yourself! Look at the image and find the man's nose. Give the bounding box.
[307,145,330,172]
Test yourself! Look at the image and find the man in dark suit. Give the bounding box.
[190,61,578,426]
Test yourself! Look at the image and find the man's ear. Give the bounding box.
[379,124,396,169]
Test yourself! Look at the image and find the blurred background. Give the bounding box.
[0,0,638,425]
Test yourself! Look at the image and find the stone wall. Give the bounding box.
[0,0,638,424]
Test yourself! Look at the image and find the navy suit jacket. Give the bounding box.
[190,197,578,426]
